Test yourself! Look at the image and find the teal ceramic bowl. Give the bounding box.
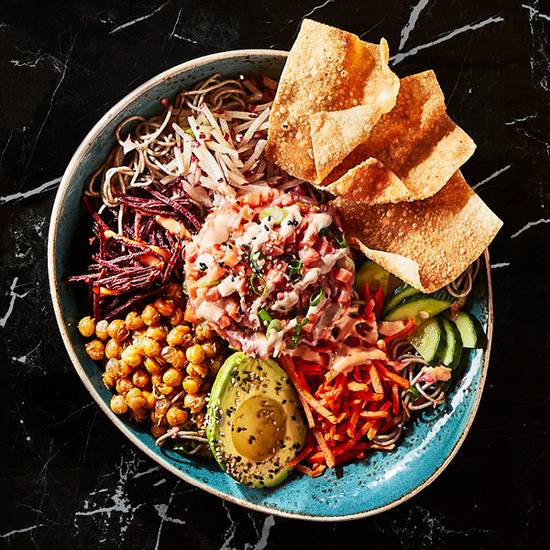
[47,50,494,521]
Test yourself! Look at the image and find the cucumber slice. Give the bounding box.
[354,260,390,294]
[408,318,446,365]
[382,284,420,315]
[382,289,454,322]
[440,318,463,369]
[454,311,486,348]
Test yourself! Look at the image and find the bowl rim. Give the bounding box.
[47,48,494,521]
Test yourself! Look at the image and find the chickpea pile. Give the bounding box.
[77,283,225,438]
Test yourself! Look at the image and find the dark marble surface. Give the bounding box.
[1,0,549,548]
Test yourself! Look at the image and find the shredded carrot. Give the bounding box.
[369,364,384,394]
[281,357,338,424]
[296,393,315,428]
[289,442,314,467]
[313,429,336,468]
[383,319,417,344]
[392,383,400,415]
[375,361,410,389]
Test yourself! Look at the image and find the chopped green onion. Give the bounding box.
[249,249,264,273]
[320,222,348,248]
[259,207,287,224]
[185,127,195,137]
[407,386,421,402]
[287,258,302,279]
[249,273,267,296]
[309,288,324,307]
[290,318,309,347]
[258,308,273,328]
[266,319,282,339]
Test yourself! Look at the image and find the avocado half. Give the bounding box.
[206,352,307,488]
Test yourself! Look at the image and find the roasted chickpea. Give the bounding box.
[78,316,96,337]
[154,298,175,317]
[144,357,162,375]
[164,282,182,301]
[102,373,115,388]
[151,424,167,438]
[142,391,156,410]
[194,410,206,429]
[142,304,160,326]
[187,363,208,378]
[119,360,134,376]
[121,345,142,367]
[141,337,161,358]
[145,325,168,342]
[110,395,128,415]
[166,325,190,347]
[105,358,121,378]
[125,311,144,331]
[186,344,205,364]
[168,308,185,326]
[132,369,150,389]
[161,346,185,368]
[85,340,105,361]
[163,368,184,387]
[195,322,214,341]
[182,375,201,394]
[151,373,163,387]
[116,377,134,395]
[126,388,146,411]
[166,407,189,427]
[201,342,217,359]
[107,319,129,342]
[105,339,122,359]
[95,320,109,340]
[184,393,206,413]
[155,398,171,417]
[157,383,175,396]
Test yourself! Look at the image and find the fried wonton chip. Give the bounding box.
[324,70,476,204]
[265,19,399,183]
[332,171,503,292]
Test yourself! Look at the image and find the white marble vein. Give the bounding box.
[1,277,31,328]
[1,130,12,164]
[0,524,46,539]
[12,342,41,364]
[472,164,511,191]
[173,33,199,44]
[0,176,61,204]
[24,40,74,174]
[522,3,550,22]
[510,217,550,238]
[491,262,511,269]
[219,502,238,550]
[245,516,275,550]
[133,465,161,479]
[399,0,430,50]
[109,1,169,34]
[303,0,337,19]
[153,482,181,550]
[505,114,537,125]
[169,7,182,40]
[74,451,144,538]
[391,15,505,65]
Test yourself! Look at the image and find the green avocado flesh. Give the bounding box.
[206,352,307,488]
